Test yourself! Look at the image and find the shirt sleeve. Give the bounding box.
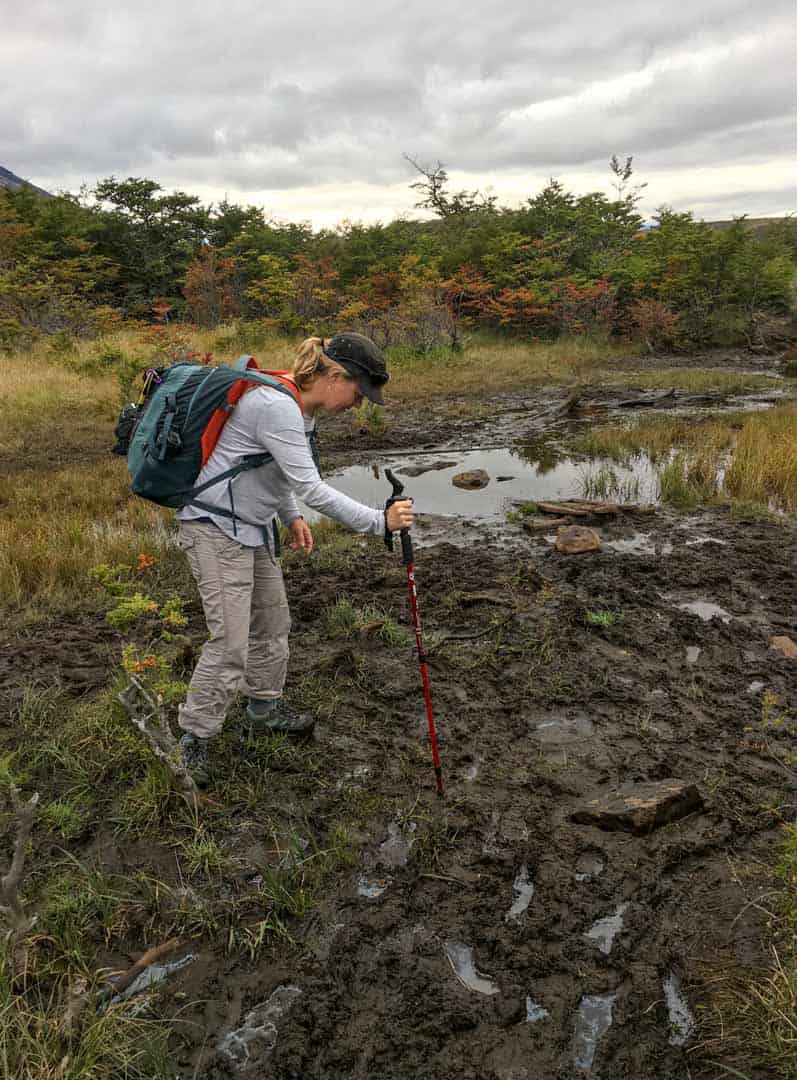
[253,393,384,535]
[277,496,302,526]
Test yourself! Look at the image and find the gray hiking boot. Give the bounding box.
[178,733,211,788]
[245,698,316,738]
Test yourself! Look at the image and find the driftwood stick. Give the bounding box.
[107,936,182,996]
[118,677,199,809]
[0,784,39,964]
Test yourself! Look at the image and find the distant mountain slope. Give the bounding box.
[707,215,797,239]
[0,165,52,197]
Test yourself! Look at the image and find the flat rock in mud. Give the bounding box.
[769,635,797,659]
[399,459,457,477]
[538,500,619,517]
[571,780,704,834]
[523,515,571,531]
[555,526,601,554]
[452,469,490,489]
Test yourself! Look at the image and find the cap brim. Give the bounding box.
[356,376,385,405]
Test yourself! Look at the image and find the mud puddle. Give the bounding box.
[315,446,660,524]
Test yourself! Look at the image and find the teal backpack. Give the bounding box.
[116,356,303,528]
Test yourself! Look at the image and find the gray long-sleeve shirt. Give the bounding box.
[177,385,384,547]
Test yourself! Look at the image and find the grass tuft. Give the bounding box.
[0,952,172,1080]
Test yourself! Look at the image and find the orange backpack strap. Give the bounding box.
[199,360,303,466]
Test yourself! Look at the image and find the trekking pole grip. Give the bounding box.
[384,467,404,552]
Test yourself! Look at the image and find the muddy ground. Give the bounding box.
[202,507,794,1080]
[1,356,796,1079]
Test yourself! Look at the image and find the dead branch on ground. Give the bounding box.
[118,676,199,810]
[1,783,39,972]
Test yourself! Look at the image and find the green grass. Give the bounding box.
[0,953,172,1080]
[579,464,641,502]
[572,405,797,514]
[9,686,188,835]
[322,595,409,646]
[701,824,797,1078]
[657,451,721,508]
[33,867,138,976]
[177,828,226,879]
[584,609,623,628]
[595,367,776,395]
[348,398,390,435]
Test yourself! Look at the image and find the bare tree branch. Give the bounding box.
[118,677,199,810]
[403,154,497,218]
[0,783,39,969]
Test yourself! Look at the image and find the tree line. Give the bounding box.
[1,160,794,353]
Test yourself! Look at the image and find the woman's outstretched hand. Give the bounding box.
[289,518,314,553]
[386,498,414,533]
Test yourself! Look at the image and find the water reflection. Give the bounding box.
[511,440,567,474]
[312,445,660,524]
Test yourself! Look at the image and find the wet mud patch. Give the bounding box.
[0,612,121,709]
[3,501,793,1078]
[3,365,795,1078]
[152,504,794,1079]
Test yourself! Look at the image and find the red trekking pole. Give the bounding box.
[385,469,444,797]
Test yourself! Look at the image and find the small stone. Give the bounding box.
[555,525,601,555]
[769,635,797,659]
[453,469,490,489]
[571,780,703,834]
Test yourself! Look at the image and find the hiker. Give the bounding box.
[175,332,413,785]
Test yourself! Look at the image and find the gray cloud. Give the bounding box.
[2,0,795,220]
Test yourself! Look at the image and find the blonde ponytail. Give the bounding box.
[292,336,353,391]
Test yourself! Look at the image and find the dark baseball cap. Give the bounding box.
[323,332,389,405]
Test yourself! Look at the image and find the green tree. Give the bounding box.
[91,177,211,315]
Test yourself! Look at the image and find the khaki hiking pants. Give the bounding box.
[176,519,291,739]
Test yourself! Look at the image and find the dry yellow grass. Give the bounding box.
[387,336,624,400]
[2,328,793,622]
[595,366,776,395]
[574,405,797,513]
[0,353,119,463]
[0,457,178,621]
[724,405,797,510]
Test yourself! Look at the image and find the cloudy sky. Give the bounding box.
[3,0,796,226]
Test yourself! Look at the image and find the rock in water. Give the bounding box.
[452,469,490,489]
[571,780,703,834]
[555,525,601,554]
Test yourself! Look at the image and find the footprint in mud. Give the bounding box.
[584,904,628,955]
[505,864,535,922]
[525,997,550,1023]
[444,941,500,995]
[573,993,616,1072]
[378,820,416,867]
[663,972,695,1047]
[218,985,302,1071]
[676,599,733,623]
[574,852,606,882]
